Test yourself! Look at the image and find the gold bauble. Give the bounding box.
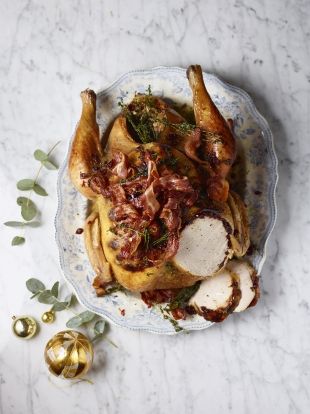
[41,311,55,324]
[44,330,93,379]
[12,315,38,339]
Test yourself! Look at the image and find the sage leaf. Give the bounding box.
[11,236,25,246]
[17,179,35,191]
[38,290,56,305]
[34,149,48,161]
[42,159,58,170]
[168,282,201,310]
[33,183,48,196]
[94,319,106,336]
[51,281,59,298]
[51,301,68,312]
[26,278,46,294]
[4,221,25,227]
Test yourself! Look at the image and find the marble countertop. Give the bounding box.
[1,0,309,413]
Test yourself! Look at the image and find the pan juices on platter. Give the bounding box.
[68,65,259,323]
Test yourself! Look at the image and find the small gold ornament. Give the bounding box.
[12,315,38,339]
[41,311,55,324]
[44,330,93,379]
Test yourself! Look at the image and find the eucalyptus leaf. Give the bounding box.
[34,149,48,161]
[26,278,46,294]
[17,197,37,221]
[65,293,76,308]
[17,179,35,191]
[25,221,40,228]
[21,203,37,221]
[66,315,83,329]
[6,220,41,228]
[33,183,48,196]
[79,310,95,323]
[17,197,35,207]
[51,281,59,298]
[37,290,56,305]
[4,221,25,227]
[11,236,25,246]
[51,301,68,312]
[66,310,95,328]
[42,159,58,170]
[30,292,40,299]
[94,319,106,336]
[17,197,27,206]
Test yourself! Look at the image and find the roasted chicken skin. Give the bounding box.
[187,65,236,202]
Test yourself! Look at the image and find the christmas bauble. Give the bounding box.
[44,330,93,379]
[41,311,55,324]
[12,316,38,339]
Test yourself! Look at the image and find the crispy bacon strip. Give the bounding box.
[111,151,129,179]
[85,146,198,266]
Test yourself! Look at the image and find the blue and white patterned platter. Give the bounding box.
[55,67,278,334]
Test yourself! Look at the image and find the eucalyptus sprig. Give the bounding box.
[66,310,117,347]
[4,141,60,245]
[26,277,116,347]
[26,278,75,312]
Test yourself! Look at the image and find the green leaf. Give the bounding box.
[51,281,59,298]
[17,197,37,221]
[17,179,35,191]
[79,310,96,323]
[17,197,29,206]
[25,221,40,228]
[168,282,201,311]
[66,315,83,329]
[51,301,68,312]
[26,278,46,293]
[65,293,76,308]
[30,292,40,299]
[34,149,48,161]
[4,220,40,228]
[33,183,48,196]
[4,221,25,227]
[21,204,37,221]
[94,319,106,336]
[66,310,95,328]
[11,236,25,246]
[42,160,58,170]
[17,197,36,208]
[37,290,56,305]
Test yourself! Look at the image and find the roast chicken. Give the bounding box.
[68,65,259,323]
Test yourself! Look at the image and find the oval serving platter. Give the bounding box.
[55,66,278,334]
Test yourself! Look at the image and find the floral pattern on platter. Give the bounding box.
[55,67,278,335]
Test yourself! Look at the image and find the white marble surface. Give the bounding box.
[0,0,309,413]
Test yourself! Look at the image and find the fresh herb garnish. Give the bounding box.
[104,282,125,294]
[159,306,184,332]
[168,282,201,311]
[152,232,169,247]
[142,228,151,251]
